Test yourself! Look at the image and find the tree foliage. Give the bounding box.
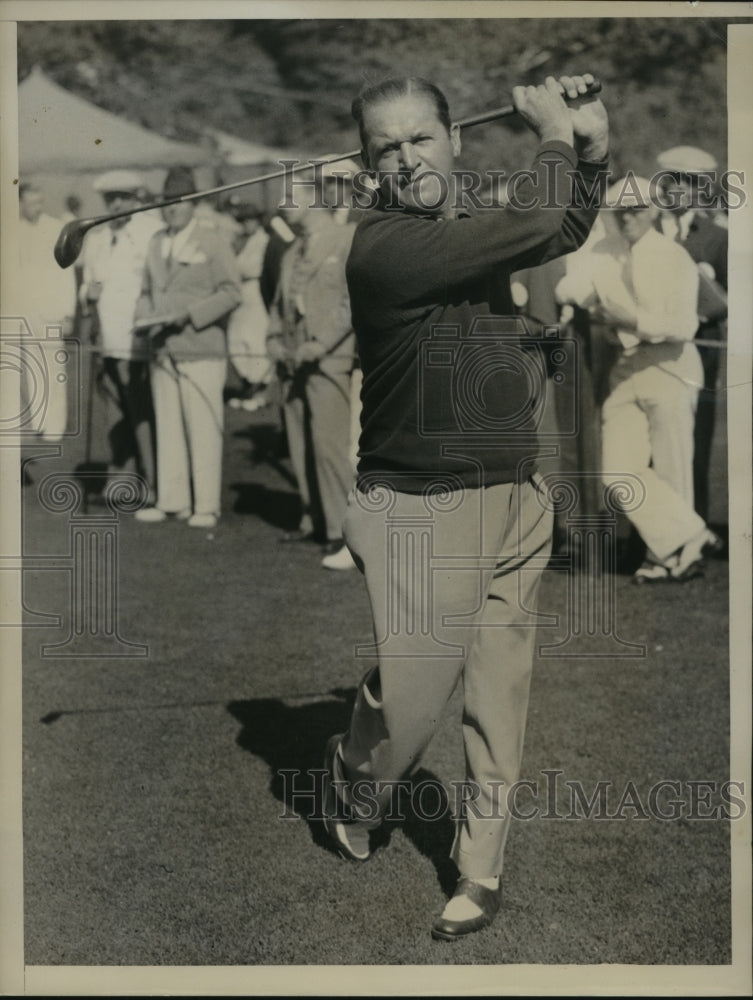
[18,17,734,174]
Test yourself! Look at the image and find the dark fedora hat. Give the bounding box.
[162,166,197,199]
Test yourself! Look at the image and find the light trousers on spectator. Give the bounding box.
[340,476,553,878]
[283,368,353,542]
[151,356,225,516]
[601,342,705,561]
[227,279,270,386]
[23,324,68,441]
[349,365,363,476]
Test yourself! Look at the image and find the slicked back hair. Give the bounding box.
[352,77,452,154]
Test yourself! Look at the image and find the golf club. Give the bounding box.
[53,78,602,268]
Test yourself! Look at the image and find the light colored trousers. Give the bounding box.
[151,356,225,517]
[601,342,706,562]
[22,324,69,441]
[283,368,353,542]
[227,279,270,386]
[340,476,553,878]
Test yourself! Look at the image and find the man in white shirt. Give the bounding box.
[225,199,270,410]
[656,146,728,523]
[81,171,162,501]
[17,182,77,441]
[556,176,720,583]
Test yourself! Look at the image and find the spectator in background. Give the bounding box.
[225,198,271,412]
[320,157,370,473]
[17,181,77,442]
[556,176,721,584]
[511,257,597,557]
[61,194,82,223]
[320,155,363,226]
[656,146,728,523]
[267,177,357,569]
[260,212,296,311]
[134,167,242,530]
[194,192,242,246]
[61,194,86,339]
[80,170,162,503]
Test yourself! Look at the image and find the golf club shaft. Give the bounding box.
[54,77,602,266]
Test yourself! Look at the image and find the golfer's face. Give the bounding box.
[362,93,460,216]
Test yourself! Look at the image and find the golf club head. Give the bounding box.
[53,217,95,269]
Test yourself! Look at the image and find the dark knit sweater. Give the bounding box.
[346,140,608,491]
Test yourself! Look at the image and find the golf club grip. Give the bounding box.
[456,78,602,129]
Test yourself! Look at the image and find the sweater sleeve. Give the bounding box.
[349,143,608,309]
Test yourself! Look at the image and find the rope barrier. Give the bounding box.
[45,340,729,358]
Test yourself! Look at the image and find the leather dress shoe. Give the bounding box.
[322,734,378,862]
[431,877,502,941]
[321,544,356,570]
[633,560,671,585]
[134,506,191,523]
[668,528,722,582]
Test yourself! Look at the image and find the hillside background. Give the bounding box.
[17,16,738,181]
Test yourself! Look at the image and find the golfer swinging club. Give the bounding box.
[322,73,609,940]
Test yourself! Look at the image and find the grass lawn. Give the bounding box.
[18,368,735,970]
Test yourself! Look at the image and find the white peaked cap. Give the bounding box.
[93,169,143,193]
[656,146,717,174]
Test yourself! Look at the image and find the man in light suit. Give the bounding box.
[134,167,242,529]
[267,181,357,569]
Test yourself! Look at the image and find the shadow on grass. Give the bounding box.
[231,419,289,466]
[72,460,109,496]
[228,481,301,531]
[227,691,457,896]
[227,417,303,530]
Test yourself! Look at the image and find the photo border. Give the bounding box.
[1,2,751,995]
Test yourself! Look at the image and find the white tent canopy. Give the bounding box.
[19,67,210,173]
[207,128,299,168]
